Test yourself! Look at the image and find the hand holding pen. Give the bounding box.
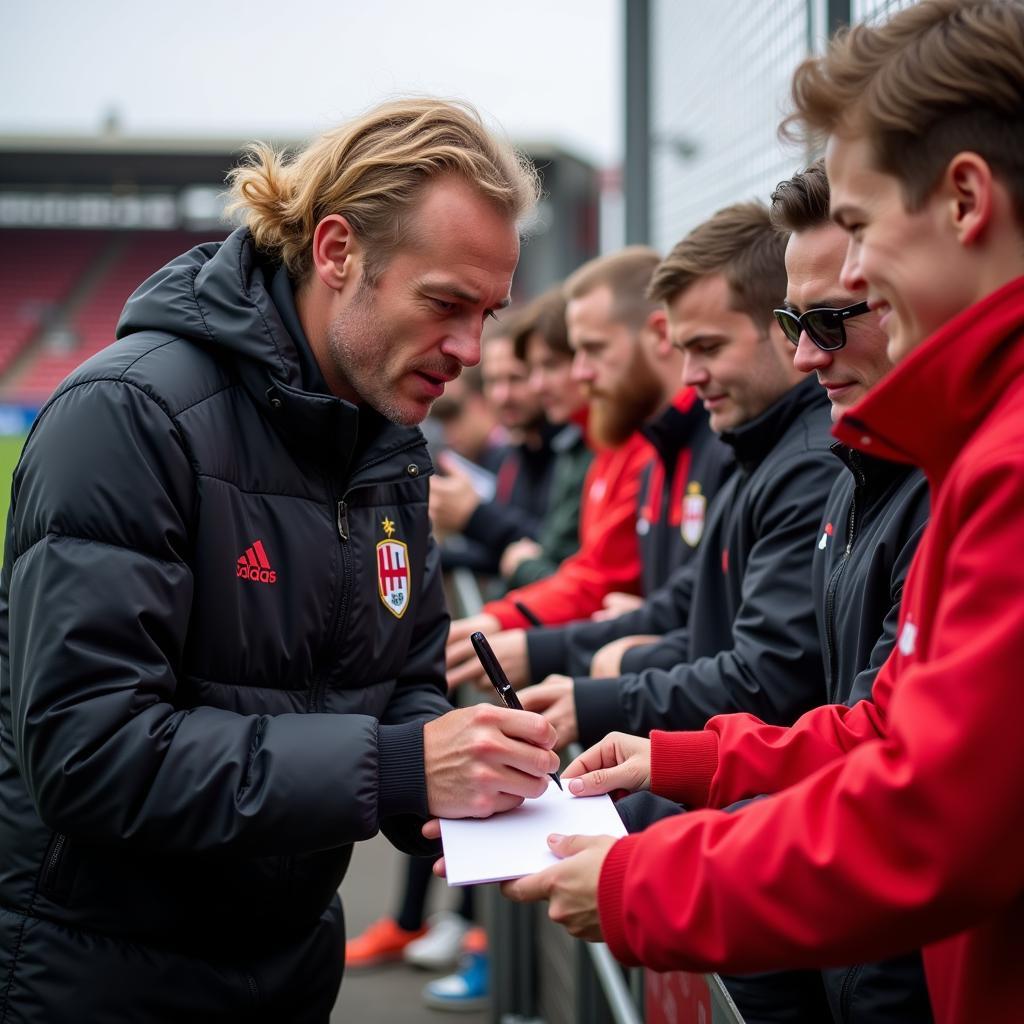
[422,693,559,819]
[472,631,562,790]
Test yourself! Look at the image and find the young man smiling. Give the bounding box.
[494,4,1024,1022]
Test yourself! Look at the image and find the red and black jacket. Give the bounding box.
[635,388,734,596]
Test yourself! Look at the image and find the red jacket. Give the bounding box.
[598,275,1024,1024]
[484,431,653,628]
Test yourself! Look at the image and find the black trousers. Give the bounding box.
[0,896,345,1024]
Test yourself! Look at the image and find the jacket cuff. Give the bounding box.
[377,721,429,819]
[527,627,569,682]
[574,677,625,748]
[650,729,719,808]
[598,835,642,966]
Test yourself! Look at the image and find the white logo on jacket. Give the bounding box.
[898,618,918,656]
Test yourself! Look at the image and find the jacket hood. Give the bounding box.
[116,227,304,391]
[835,274,1024,479]
[114,227,429,464]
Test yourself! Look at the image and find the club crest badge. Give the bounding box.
[681,482,706,547]
[377,517,410,619]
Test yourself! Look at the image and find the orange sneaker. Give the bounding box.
[345,917,428,969]
[462,926,488,955]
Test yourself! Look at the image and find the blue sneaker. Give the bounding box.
[422,950,489,1012]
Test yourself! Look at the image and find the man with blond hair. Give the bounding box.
[0,99,562,1021]
[496,4,1024,1021]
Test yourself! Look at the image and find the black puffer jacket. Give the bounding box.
[0,229,451,983]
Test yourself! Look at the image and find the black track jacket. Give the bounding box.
[572,375,840,745]
[634,389,735,595]
[813,444,933,1024]
[0,229,452,981]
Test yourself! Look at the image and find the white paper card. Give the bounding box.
[439,780,627,886]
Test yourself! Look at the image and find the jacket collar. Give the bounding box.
[829,442,912,499]
[719,374,827,472]
[640,387,705,462]
[117,227,429,470]
[835,275,1024,482]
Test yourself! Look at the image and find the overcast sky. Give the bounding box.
[1,0,621,166]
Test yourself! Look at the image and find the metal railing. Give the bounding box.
[447,569,744,1024]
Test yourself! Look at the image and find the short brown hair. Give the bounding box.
[512,285,570,361]
[226,98,540,281]
[770,159,831,234]
[782,0,1024,224]
[563,247,662,331]
[649,202,787,332]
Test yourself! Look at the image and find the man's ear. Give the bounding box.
[943,152,994,247]
[311,215,362,292]
[644,308,672,359]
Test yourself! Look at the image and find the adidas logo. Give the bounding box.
[236,539,278,584]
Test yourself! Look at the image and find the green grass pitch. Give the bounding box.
[0,435,26,548]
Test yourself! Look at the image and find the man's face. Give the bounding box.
[567,285,663,446]
[524,332,585,425]
[826,133,977,364]
[670,274,798,434]
[481,335,545,432]
[785,223,892,421]
[325,177,520,425]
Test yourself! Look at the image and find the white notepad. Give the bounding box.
[439,780,628,886]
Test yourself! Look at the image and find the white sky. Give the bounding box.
[1,0,621,167]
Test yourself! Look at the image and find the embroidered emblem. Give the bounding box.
[898,617,918,657]
[236,539,277,585]
[681,482,706,547]
[818,522,834,551]
[377,518,410,618]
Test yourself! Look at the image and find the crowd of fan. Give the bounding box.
[1,3,1019,1023]
[350,4,1024,1021]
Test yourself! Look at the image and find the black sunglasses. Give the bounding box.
[773,300,871,352]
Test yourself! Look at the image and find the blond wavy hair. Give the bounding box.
[225,98,540,281]
[781,0,1024,222]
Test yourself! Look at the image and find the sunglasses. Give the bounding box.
[773,300,871,352]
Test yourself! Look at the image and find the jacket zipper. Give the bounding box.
[838,962,864,1022]
[41,832,66,893]
[336,499,349,541]
[311,440,425,711]
[823,461,864,703]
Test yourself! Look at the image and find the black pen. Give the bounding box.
[514,600,544,628]
[470,631,562,790]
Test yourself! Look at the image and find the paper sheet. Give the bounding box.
[439,780,627,886]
